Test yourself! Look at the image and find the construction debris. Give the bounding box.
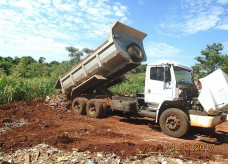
[24,153,30,164]
[0,143,221,164]
[45,92,71,110]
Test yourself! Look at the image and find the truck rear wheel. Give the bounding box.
[86,99,103,118]
[127,43,144,62]
[72,98,87,115]
[159,108,190,138]
[102,101,108,117]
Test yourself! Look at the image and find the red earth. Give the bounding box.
[0,100,228,161]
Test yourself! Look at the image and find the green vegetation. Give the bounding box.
[110,72,145,95]
[192,43,228,80]
[0,48,92,104]
[1,43,228,104]
[0,76,56,104]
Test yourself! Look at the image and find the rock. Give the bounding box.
[97,153,103,157]
[57,156,68,162]
[72,147,79,152]
[85,160,95,164]
[45,96,50,102]
[8,159,14,163]
[71,158,78,163]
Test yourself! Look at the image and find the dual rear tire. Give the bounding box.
[72,98,88,115]
[72,98,107,118]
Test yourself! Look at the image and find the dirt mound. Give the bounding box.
[0,100,228,161]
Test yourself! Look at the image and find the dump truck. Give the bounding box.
[56,21,227,137]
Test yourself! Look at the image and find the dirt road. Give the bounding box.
[0,100,228,161]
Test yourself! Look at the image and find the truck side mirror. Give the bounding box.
[164,67,171,82]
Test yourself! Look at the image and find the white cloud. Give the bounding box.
[216,17,228,30]
[145,42,183,57]
[217,0,228,4]
[0,0,129,62]
[0,35,68,61]
[160,0,228,35]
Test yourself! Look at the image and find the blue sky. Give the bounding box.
[0,0,228,67]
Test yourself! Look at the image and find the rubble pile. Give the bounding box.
[0,144,208,164]
[45,92,71,110]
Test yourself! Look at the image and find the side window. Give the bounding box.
[150,67,164,81]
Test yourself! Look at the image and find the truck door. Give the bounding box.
[145,66,173,106]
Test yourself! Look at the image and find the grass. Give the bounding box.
[0,72,145,104]
[110,72,145,95]
[0,75,56,104]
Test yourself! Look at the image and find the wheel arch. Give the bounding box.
[156,101,190,123]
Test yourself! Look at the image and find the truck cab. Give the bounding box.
[142,60,226,137]
[145,60,195,110]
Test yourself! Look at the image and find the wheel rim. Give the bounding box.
[74,102,80,111]
[89,104,96,115]
[165,115,180,131]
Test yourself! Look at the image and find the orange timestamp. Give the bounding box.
[165,143,215,151]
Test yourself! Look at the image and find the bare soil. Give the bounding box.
[0,100,227,161]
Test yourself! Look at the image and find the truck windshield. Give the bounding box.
[174,68,193,84]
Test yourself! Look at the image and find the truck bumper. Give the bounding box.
[190,113,227,128]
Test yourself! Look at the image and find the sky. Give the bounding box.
[0,0,228,67]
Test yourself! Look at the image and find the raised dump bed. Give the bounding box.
[56,21,147,98]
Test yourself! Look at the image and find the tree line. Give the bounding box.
[0,43,227,80]
[0,47,93,80]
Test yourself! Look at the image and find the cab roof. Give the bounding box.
[148,60,193,71]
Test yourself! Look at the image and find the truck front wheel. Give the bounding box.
[159,108,190,138]
[86,99,103,118]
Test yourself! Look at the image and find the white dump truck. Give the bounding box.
[56,21,227,137]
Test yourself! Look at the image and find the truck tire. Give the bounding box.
[102,101,108,117]
[86,99,103,118]
[127,43,144,62]
[72,98,87,115]
[159,108,190,138]
[80,97,88,104]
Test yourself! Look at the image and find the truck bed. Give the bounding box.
[55,21,147,97]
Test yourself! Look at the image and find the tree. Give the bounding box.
[65,47,93,65]
[66,47,82,59]
[192,43,225,78]
[0,57,14,75]
[49,61,60,66]
[38,57,46,64]
[13,56,20,65]
[221,54,228,73]
[23,56,37,64]
[82,48,93,55]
